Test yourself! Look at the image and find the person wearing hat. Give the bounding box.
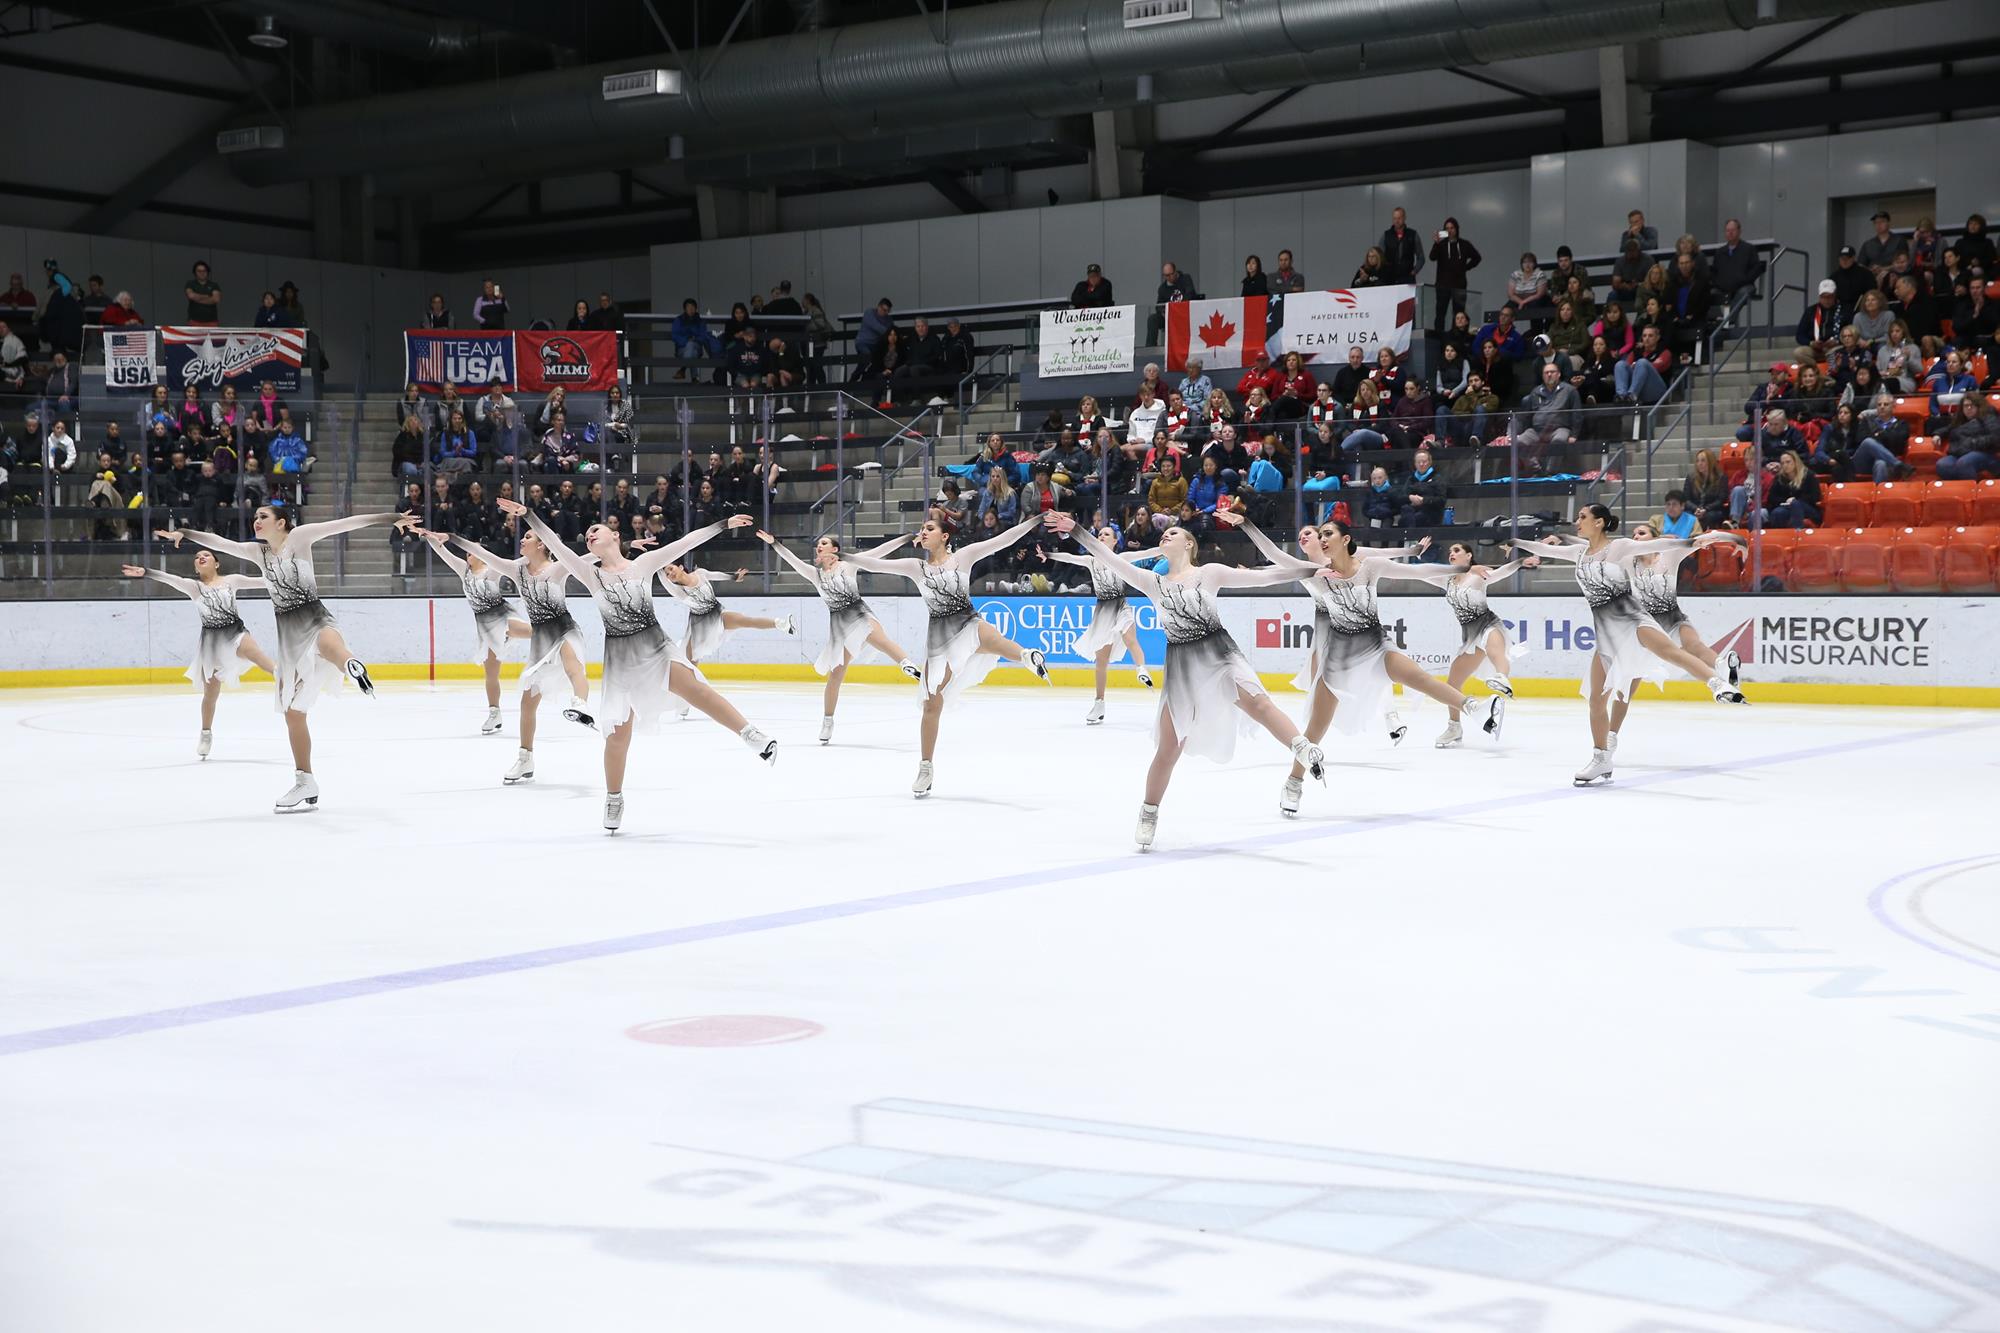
[1829,245,1874,310]
[1793,280,1849,365]
[1858,211,1908,280]
[1737,362,1798,441]
[1070,263,1114,310]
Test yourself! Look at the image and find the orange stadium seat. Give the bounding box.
[1918,480,1975,527]
[1820,482,1874,528]
[1905,437,1943,476]
[1943,527,2000,593]
[1972,479,2000,526]
[1786,539,1842,592]
[1889,527,1946,592]
[1870,482,1921,527]
[1837,532,1893,593]
[1693,540,1744,591]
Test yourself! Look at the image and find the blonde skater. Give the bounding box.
[122,554,277,759]
[1380,540,1541,748]
[158,506,414,812]
[1513,504,1744,787]
[757,529,922,744]
[416,528,529,735]
[498,499,775,831]
[1045,531,1158,725]
[842,514,1052,797]
[1229,514,1504,817]
[1045,511,1326,851]
[439,529,597,785]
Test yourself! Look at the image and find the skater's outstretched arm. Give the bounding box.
[1651,532,1738,573]
[756,531,823,585]
[501,499,599,586]
[1511,537,1581,562]
[446,533,524,582]
[124,565,201,597]
[1475,557,1534,582]
[842,550,923,582]
[286,511,409,551]
[1603,535,1698,562]
[1371,562,1459,588]
[1045,551,1095,569]
[626,516,752,581]
[951,515,1043,570]
[419,530,470,577]
[154,526,262,563]
[218,572,267,593]
[1205,561,1316,591]
[1217,513,1325,574]
[1049,517,1158,597]
[861,533,910,558]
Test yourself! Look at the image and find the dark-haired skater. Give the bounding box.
[757,529,921,744]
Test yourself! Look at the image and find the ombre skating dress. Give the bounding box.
[1154,575,1264,762]
[259,547,342,713]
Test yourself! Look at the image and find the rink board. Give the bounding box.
[1,594,1995,705]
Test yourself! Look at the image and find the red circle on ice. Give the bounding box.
[625,1015,824,1047]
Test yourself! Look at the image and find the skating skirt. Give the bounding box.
[520,612,584,698]
[1648,603,1691,636]
[1162,629,1264,764]
[1584,595,1666,703]
[599,623,693,729]
[684,606,726,664]
[189,619,250,689]
[473,605,515,660]
[271,600,341,714]
[1074,598,1137,661]
[815,601,878,676]
[1456,609,1504,658]
[1290,611,1390,737]
[924,609,998,701]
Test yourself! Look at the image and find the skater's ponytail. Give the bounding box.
[1583,503,1620,533]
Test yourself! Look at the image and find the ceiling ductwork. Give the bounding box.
[220,0,489,62]
[221,0,1927,188]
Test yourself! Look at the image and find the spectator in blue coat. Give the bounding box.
[434,408,478,477]
[670,299,722,381]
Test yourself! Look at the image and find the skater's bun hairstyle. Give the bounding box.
[1321,516,1360,555]
[1583,503,1619,532]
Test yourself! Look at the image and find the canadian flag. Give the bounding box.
[1166,296,1267,373]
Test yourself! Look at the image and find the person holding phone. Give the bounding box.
[1428,218,1480,336]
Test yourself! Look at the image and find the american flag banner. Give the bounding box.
[102,328,157,390]
[402,331,516,391]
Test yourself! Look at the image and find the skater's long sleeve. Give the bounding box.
[165,527,263,563]
[1479,558,1529,583]
[516,506,600,586]
[1207,561,1328,591]
[952,515,1043,570]
[764,540,823,586]
[842,551,924,582]
[1065,525,1158,596]
[447,534,523,583]
[287,512,403,550]
[1231,519,1325,575]
[422,533,470,577]
[1372,562,1458,588]
[627,519,738,581]
[1511,538,1579,562]
[142,569,205,598]
[1046,552,1095,569]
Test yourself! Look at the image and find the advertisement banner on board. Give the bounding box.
[514,329,621,392]
[973,595,1167,667]
[1272,285,1419,365]
[404,330,517,391]
[159,326,306,393]
[1038,306,1136,377]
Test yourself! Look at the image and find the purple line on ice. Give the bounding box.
[1865,854,2000,976]
[0,720,1982,1057]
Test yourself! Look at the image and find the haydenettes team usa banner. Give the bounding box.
[404,329,620,393]
[1165,286,1417,372]
[1038,305,1136,377]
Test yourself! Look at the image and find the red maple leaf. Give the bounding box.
[1197,309,1236,348]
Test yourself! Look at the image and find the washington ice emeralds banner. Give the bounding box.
[1039,305,1136,377]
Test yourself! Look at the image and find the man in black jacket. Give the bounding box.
[1397,448,1447,528]
[1380,208,1421,285]
[905,318,946,375]
[1329,345,1370,405]
[1148,262,1195,344]
[1070,263,1114,309]
[1710,218,1766,305]
[942,317,977,375]
[1793,282,1849,363]
[1829,246,1874,311]
[762,280,802,318]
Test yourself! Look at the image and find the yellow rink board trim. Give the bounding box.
[3,663,1997,708]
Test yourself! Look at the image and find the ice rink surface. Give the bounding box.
[3,677,1998,1333]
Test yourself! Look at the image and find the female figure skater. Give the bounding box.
[1512,505,1743,788]
[497,499,775,830]
[416,527,529,736]
[1045,530,1158,725]
[122,554,277,759]
[1379,540,1541,749]
[842,514,1052,797]
[1619,521,1745,756]
[756,529,923,744]
[159,505,413,812]
[435,528,597,785]
[1230,515,1505,817]
[1045,510,1326,849]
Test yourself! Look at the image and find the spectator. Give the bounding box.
[75,274,109,324]
[1852,392,1912,482]
[1829,245,1873,311]
[905,317,945,378]
[1621,210,1659,252]
[1666,253,1712,353]
[1397,448,1445,527]
[1324,345,1368,405]
[1938,246,1971,299]
[1909,216,1941,271]
[763,334,802,392]
[184,260,221,326]
[435,409,478,476]
[1735,363,1796,440]
[1924,349,1978,424]
[1876,321,1921,393]
[1790,362,1835,425]
[601,384,636,459]
[1343,380,1388,451]
[1175,356,1213,414]
[1071,263,1114,309]
[1039,426,1090,481]
[1148,454,1188,516]
[1201,424,1250,491]
[1858,210,1908,280]
[1428,218,1480,335]
[45,350,79,418]
[1548,300,1590,361]
[0,320,25,390]
[1380,208,1421,285]
[1851,289,1893,349]
[99,419,127,463]
[604,476,641,537]
[424,293,451,328]
[1271,249,1306,294]
[475,383,521,463]
[1548,246,1589,293]
[1351,246,1389,288]
[1476,339,1517,406]
[1441,372,1497,448]
[854,297,895,373]
[1810,401,1861,479]
[473,280,509,330]
[530,385,567,434]
[1019,462,1071,517]
[391,414,426,479]
[274,281,306,328]
[1162,390,1193,442]
[1186,454,1227,526]
[1711,219,1765,304]
[800,292,834,385]
[1273,351,1316,420]
[1370,346,1406,401]
[266,419,310,497]
[1385,378,1433,450]
[1512,361,1582,473]
[1236,351,1283,403]
[1608,239,1650,306]
[1146,261,1197,345]
[1957,213,1996,275]
[1128,384,1166,442]
[174,386,209,449]
[564,299,591,332]
[1951,277,1997,353]
[976,465,1018,524]
[1360,465,1397,527]
[725,324,768,388]
[1843,361,1886,413]
[1657,490,1696,539]
[1616,325,1675,405]
[1891,276,1940,353]
[1240,254,1269,299]
[1475,306,1527,360]
[102,291,143,326]
[1240,386,1272,441]
[669,298,723,381]
[1508,252,1552,323]
[254,291,284,328]
[456,480,501,543]
[1728,412,1808,522]
[941,316,977,376]
[1752,448,1822,527]
[0,274,33,340]
[44,417,78,473]
[1683,448,1730,528]
[208,383,244,446]
[1794,280,1848,362]
[1431,343,1469,401]
[1441,307,1476,361]
[588,292,626,332]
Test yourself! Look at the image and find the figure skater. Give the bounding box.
[416,527,529,735]
[1375,539,1541,749]
[122,555,277,759]
[498,499,775,830]
[756,529,923,744]
[1512,505,1743,788]
[437,528,597,785]
[1044,529,1158,725]
[159,505,414,812]
[1229,515,1505,817]
[653,560,796,719]
[1044,511,1327,851]
[841,514,1051,797]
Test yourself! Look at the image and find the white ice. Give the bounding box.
[2,678,1998,1333]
